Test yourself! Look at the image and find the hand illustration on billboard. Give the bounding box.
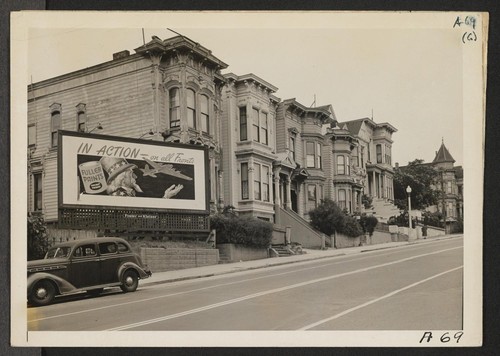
[163,184,184,199]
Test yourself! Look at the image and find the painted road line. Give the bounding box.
[106,246,462,331]
[298,265,463,330]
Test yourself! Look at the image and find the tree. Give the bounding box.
[359,215,378,237]
[393,159,439,210]
[309,199,346,236]
[28,213,49,260]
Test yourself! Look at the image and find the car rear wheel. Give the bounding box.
[120,270,138,292]
[29,280,56,306]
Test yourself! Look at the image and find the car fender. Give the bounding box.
[118,262,151,280]
[27,272,78,295]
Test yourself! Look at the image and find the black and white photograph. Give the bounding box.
[11,11,485,347]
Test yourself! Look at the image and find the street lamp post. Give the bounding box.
[406,185,412,231]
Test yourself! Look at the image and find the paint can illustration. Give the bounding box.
[78,161,107,194]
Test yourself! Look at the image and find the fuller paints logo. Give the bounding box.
[78,161,107,194]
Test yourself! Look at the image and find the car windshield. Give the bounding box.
[45,246,72,259]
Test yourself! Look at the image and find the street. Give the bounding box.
[28,237,463,331]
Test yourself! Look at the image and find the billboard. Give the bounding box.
[58,131,209,214]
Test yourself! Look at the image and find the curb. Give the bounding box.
[141,234,461,287]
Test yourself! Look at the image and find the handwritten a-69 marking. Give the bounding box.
[419,331,464,344]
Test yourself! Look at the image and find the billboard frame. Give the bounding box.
[57,130,211,232]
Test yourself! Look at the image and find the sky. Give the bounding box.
[26,19,464,167]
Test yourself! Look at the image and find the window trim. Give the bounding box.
[306,142,315,168]
[33,172,42,211]
[337,155,345,175]
[262,165,270,202]
[50,110,61,148]
[338,189,347,210]
[254,163,261,201]
[186,88,196,129]
[252,108,260,143]
[241,162,249,200]
[169,88,180,128]
[200,94,209,134]
[239,106,247,141]
[28,124,36,147]
[376,144,382,164]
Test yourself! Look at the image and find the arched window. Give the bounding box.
[169,88,180,128]
[187,89,196,129]
[337,155,345,175]
[200,95,209,133]
[51,110,61,147]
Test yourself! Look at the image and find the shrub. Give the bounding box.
[360,215,378,237]
[210,214,273,248]
[342,216,364,237]
[309,199,345,236]
[28,213,49,260]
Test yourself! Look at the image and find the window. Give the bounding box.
[262,166,270,202]
[318,185,323,202]
[240,107,247,141]
[376,144,382,164]
[447,181,452,194]
[28,124,36,147]
[254,163,261,200]
[447,202,454,217]
[338,189,346,210]
[200,95,209,133]
[33,173,42,211]
[117,242,129,253]
[77,111,86,132]
[348,190,352,213]
[169,88,180,128]
[260,112,268,145]
[346,156,350,175]
[187,89,196,129]
[360,146,364,168]
[308,185,316,201]
[252,108,260,142]
[73,244,96,257]
[316,143,322,169]
[306,142,315,168]
[51,110,61,147]
[289,135,296,161]
[385,144,391,165]
[337,155,345,175]
[241,163,249,200]
[99,242,117,255]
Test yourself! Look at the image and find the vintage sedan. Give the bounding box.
[27,237,152,306]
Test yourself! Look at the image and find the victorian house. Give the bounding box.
[429,141,463,221]
[28,35,228,232]
[27,34,398,241]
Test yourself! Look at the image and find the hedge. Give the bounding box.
[210,215,273,248]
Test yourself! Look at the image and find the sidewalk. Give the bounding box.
[141,234,462,287]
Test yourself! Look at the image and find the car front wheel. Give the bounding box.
[29,280,56,306]
[120,270,138,292]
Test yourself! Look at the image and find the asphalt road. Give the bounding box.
[28,237,463,331]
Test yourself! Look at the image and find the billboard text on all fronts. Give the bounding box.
[59,131,209,213]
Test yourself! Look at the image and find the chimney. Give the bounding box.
[113,50,130,60]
